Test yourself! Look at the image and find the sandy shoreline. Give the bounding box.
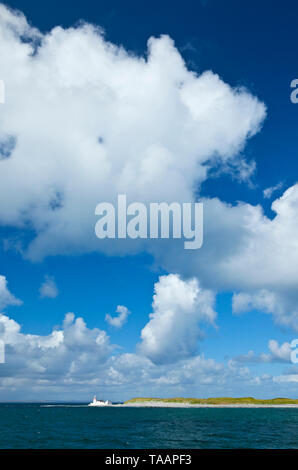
[119,401,298,408]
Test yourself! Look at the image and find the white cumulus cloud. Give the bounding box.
[153,184,298,330]
[105,305,130,328]
[138,274,216,364]
[0,3,265,261]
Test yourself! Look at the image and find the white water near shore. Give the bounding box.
[36,402,298,409]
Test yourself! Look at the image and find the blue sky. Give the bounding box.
[0,0,298,401]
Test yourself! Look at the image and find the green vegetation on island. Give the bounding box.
[124,397,298,405]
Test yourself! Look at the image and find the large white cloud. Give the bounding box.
[0,3,265,261]
[152,186,298,290]
[150,185,298,329]
[5,4,295,327]
[138,274,216,364]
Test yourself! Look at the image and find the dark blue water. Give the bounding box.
[0,404,297,448]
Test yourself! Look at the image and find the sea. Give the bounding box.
[0,403,297,449]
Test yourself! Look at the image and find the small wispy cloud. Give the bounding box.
[263,182,283,199]
[0,275,22,311]
[105,305,131,328]
[233,340,292,364]
[39,275,59,299]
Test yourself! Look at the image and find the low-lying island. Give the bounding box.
[123,397,298,408]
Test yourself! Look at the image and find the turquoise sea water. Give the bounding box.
[0,404,297,449]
